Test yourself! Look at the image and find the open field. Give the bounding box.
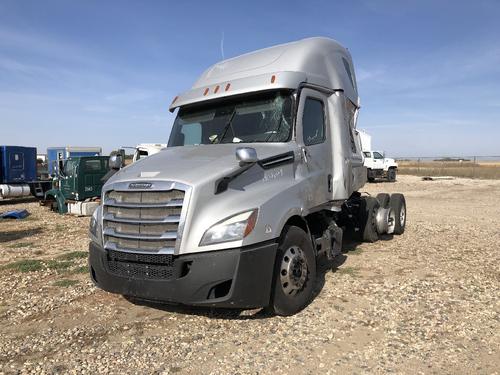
[0,175,499,374]
[397,160,500,179]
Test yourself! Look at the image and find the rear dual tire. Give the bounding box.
[390,193,406,234]
[360,197,380,242]
[360,194,406,242]
[376,193,390,208]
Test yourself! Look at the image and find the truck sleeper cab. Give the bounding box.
[89,37,407,315]
[0,145,52,199]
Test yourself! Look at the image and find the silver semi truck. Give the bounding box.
[89,37,406,316]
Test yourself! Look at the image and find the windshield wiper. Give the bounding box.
[212,108,237,144]
[262,115,284,143]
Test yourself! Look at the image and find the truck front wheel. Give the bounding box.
[269,226,316,316]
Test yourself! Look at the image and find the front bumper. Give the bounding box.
[88,241,278,309]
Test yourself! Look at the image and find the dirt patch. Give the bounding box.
[0,175,499,374]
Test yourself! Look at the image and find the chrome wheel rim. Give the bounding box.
[400,204,406,227]
[387,207,396,234]
[280,246,308,296]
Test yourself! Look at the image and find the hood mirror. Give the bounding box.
[109,155,122,170]
[235,147,258,164]
[109,149,125,170]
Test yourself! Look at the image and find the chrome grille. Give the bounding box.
[102,187,186,254]
[105,206,181,221]
[107,190,184,204]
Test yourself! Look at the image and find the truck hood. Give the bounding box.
[106,143,296,187]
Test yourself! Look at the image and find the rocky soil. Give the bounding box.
[0,175,499,374]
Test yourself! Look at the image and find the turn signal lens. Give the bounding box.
[243,210,257,237]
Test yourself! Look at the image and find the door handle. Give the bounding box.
[301,147,308,163]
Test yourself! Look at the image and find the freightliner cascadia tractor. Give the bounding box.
[89,37,407,316]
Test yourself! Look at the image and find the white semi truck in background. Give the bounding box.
[120,144,168,164]
[358,129,398,182]
[132,144,167,163]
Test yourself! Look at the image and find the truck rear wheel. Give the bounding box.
[269,226,316,316]
[376,193,390,208]
[388,168,397,182]
[360,197,380,243]
[390,193,406,234]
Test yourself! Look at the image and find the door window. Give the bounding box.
[136,150,149,160]
[373,152,384,159]
[302,98,325,146]
[10,153,24,169]
[84,159,103,171]
[63,160,77,177]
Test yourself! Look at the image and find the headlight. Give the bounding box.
[89,206,101,243]
[89,215,98,237]
[200,209,258,246]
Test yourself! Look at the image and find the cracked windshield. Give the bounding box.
[168,91,293,146]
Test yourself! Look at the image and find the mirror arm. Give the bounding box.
[214,163,255,195]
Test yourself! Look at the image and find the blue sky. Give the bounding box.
[0,0,499,156]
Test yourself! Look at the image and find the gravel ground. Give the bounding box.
[0,175,499,374]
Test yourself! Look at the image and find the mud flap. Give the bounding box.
[328,223,343,259]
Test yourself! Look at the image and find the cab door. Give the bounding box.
[296,88,332,209]
[60,160,77,199]
[82,159,106,199]
[372,151,384,169]
[9,151,25,181]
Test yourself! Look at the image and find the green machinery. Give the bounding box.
[44,156,110,214]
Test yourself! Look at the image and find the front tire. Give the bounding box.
[269,226,316,316]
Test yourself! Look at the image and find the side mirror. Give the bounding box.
[109,154,123,170]
[235,147,258,164]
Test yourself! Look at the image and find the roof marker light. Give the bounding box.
[214,85,220,93]
[271,75,276,83]
[203,88,209,96]
[225,83,231,91]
